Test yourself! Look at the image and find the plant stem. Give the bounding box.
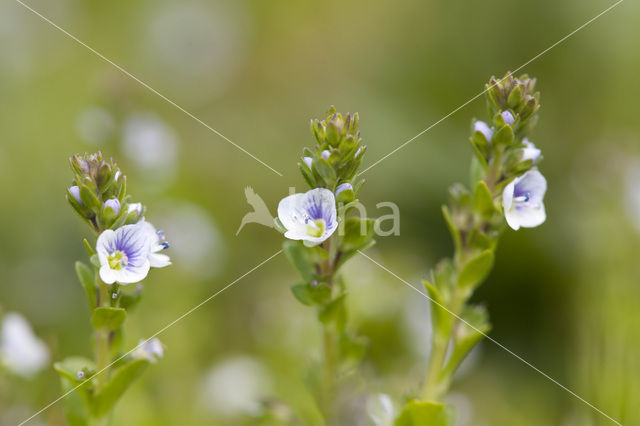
[95,281,110,391]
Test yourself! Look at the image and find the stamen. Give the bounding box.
[161,241,170,250]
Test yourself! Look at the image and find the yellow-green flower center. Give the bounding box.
[305,219,326,238]
[107,250,128,270]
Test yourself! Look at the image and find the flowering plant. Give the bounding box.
[57,152,169,426]
[396,73,547,424]
[276,107,375,423]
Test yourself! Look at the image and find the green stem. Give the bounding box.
[95,281,111,391]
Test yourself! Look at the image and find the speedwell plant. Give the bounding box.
[276,107,375,423]
[58,152,170,426]
[395,73,547,425]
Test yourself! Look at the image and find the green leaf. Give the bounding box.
[457,250,494,290]
[54,357,96,387]
[492,124,514,148]
[91,307,126,331]
[340,217,375,252]
[298,162,316,189]
[472,181,495,219]
[290,282,331,306]
[335,187,355,204]
[59,377,90,426]
[312,158,336,185]
[282,241,315,282]
[423,279,451,338]
[443,305,491,378]
[75,262,97,309]
[92,359,150,418]
[334,239,376,271]
[441,206,461,254]
[318,294,347,331]
[395,400,454,426]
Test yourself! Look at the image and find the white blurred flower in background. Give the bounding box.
[200,356,271,418]
[156,200,225,280]
[122,112,179,189]
[75,106,115,146]
[143,0,249,102]
[366,393,396,426]
[0,312,50,378]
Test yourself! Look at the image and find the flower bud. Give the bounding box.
[69,186,82,204]
[104,198,121,215]
[501,111,515,126]
[302,157,313,169]
[321,150,331,160]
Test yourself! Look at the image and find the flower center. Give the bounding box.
[107,250,128,270]
[305,218,326,238]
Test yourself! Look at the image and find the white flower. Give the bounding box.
[502,169,547,230]
[0,312,50,377]
[473,120,493,142]
[96,223,151,284]
[140,220,171,268]
[277,188,338,246]
[132,338,164,363]
[200,356,271,418]
[520,138,541,163]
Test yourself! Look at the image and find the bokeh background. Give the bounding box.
[1,0,639,424]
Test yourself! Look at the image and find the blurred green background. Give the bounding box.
[1,0,639,424]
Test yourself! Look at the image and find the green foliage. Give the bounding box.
[457,250,494,291]
[290,282,332,306]
[91,307,127,331]
[395,400,454,426]
[282,241,315,282]
[75,261,97,309]
[92,359,150,418]
[318,294,347,331]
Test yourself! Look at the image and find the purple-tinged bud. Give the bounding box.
[303,157,313,169]
[77,371,84,378]
[321,150,331,160]
[335,183,353,196]
[104,198,121,215]
[355,147,363,158]
[69,186,82,204]
[127,202,143,219]
[114,170,121,182]
[311,280,318,286]
[501,111,515,125]
[473,121,493,142]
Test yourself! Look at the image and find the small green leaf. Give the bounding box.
[395,400,454,426]
[90,254,101,268]
[318,294,347,331]
[340,217,374,252]
[290,282,331,306]
[75,261,97,309]
[457,250,494,290]
[312,158,336,185]
[92,359,150,417]
[472,181,495,219]
[282,241,315,282]
[335,187,355,204]
[492,125,514,147]
[441,206,461,254]
[423,279,451,338]
[298,162,316,189]
[91,307,126,331]
[79,185,101,212]
[339,333,367,364]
